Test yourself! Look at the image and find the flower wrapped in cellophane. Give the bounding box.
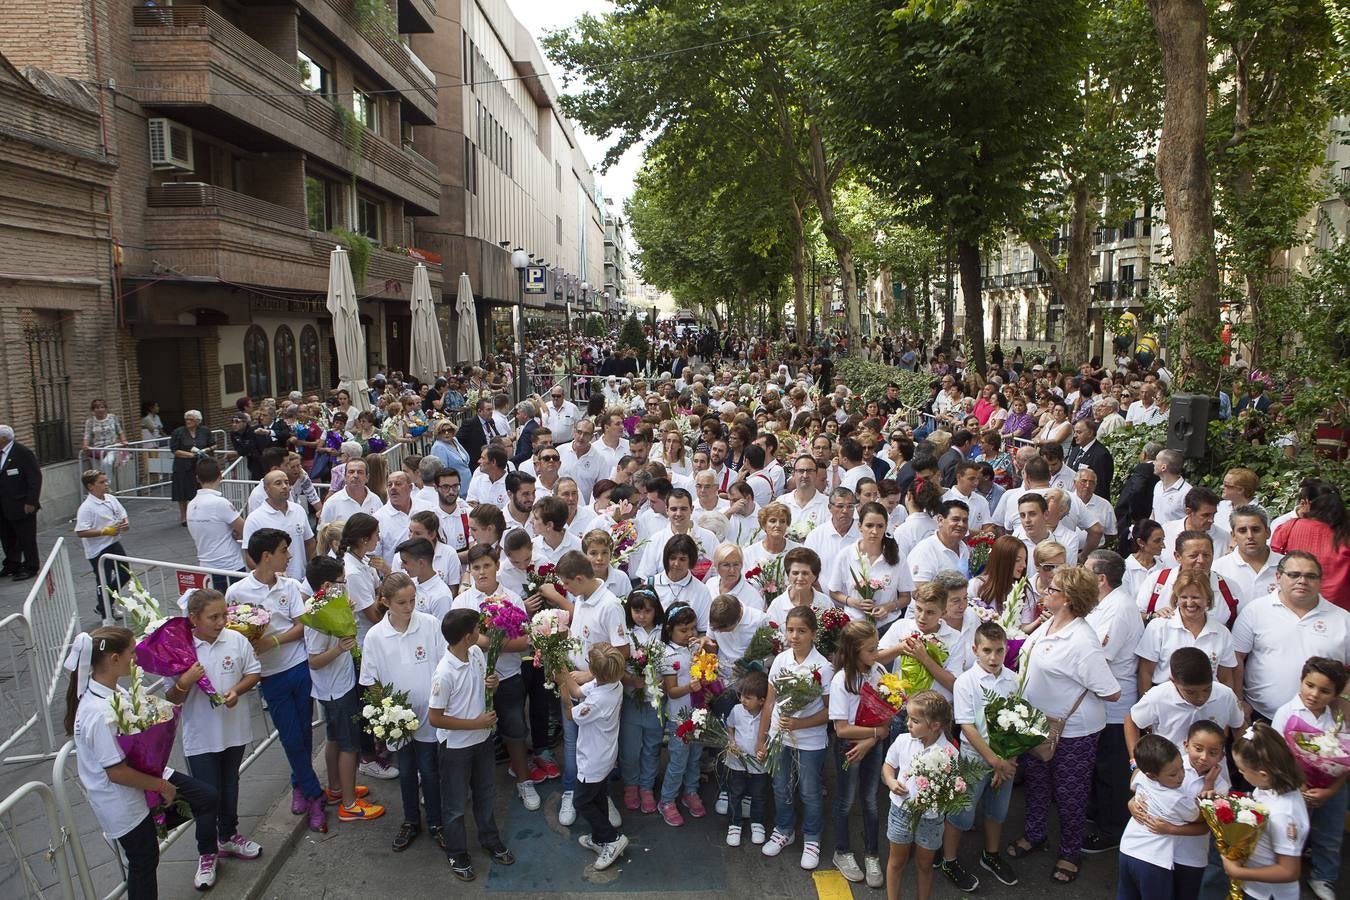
[1282,715,1350,789]
[898,633,949,696]
[982,689,1049,759]
[813,608,850,659]
[297,585,360,662]
[479,596,528,714]
[733,625,783,678]
[224,603,271,643]
[361,681,420,751]
[610,519,647,574]
[747,556,785,600]
[110,577,165,637]
[1199,794,1270,900]
[135,615,219,703]
[902,743,990,829]
[627,636,667,724]
[527,608,579,693]
[109,664,183,817]
[785,518,816,544]
[688,649,725,707]
[673,707,760,772]
[764,666,824,765]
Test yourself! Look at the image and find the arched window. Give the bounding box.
[243,325,271,398]
[274,325,298,394]
[300,325,321,391]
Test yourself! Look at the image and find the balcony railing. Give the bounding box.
[981,269,1050,290]
[147,183,308,229]
[316,0,436,109]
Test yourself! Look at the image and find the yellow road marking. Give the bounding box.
[812,869,855,900]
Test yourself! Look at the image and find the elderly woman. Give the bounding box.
[740,501,799,583]
[1007,565,1120,884]
[704,542,764,611]
[1036,400,1073,451]
[170,409,215,525]
[82,398,127,477]
[1001,396,1036,441]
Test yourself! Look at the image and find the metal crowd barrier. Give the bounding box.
[1,539,80,765]
[0,779,91,900]
[95,555,247,627]
[82,431,232,501]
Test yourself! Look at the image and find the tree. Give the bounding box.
[617,313,648,356]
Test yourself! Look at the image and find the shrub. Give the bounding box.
[617,313,648,356]
[834,357,933,410]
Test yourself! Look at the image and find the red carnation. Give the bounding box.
[745,566,762,579]
[672,661,680,671]
[1215,804,1235,824]
[812,669,822,683]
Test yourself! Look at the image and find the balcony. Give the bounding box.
[398,0,437,34]
[143,183,442,298]
[131,6,438,214]
[980,269,1050,291]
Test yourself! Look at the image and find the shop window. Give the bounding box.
[244,325,271,398]
[300,325,321,391]
[274,325,298,394]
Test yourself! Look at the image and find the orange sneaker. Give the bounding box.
[337,798,386,822]
[324,785,370,804]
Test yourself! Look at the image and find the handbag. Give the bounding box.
[1023,632,1090,762]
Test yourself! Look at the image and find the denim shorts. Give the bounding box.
[886,802,943,850]
[947,766,1013,830]
[493,675,527,742]
[321,684,363,752]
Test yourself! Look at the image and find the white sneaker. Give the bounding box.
[761,828,794,857]
[865,856,884,889]
[607,797,622,828]
[741,797,751,819]
[1308,880,1336,900]
[834,851,863,882]
[578,834,600,854]
[726,825,742,847]
[217,833,261,859]
[714,791,729,815]
[558,791,576,826]
[517,780,541,811]
[751,823,767,845]
[801,840,821,870]
[358,759,399,780]
[194,853,217,890]
[593,834,629,871]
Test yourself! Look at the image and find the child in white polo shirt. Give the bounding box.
[879,583,966,701]
[427,608,514,882]
[397,537,454,621]
[1222,724,1309,900]
[182,589,263,885]
[1115,734,1204,900]
[1124,648,1244,757]
[559,644,629,872]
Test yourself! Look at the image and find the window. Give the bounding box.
[556,161,562,191]
[244,325,271,398]
[297,51,332,96]
[305,175,335,232]
[1120,263,1135,295]
[1120,217,1136,239]
[357,196,383,242]
[464,137,477,195]
[273,326,298,393]
[25,312,71,464]
[556,215,562,245]
[300,325,321,391]
[353,89,378,131]
[507,135,513,178]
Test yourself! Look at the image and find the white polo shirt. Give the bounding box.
[823,542,915,627]
[1137,614,1237,685]
[704,574,765,613]
[953,664,1019,760]
[466,470,508,510]
[1161,518,1231,565]
[359,611,442,743]
[804,520,862,565]
[573,679,623,782]
[1122,553,1166,600]
[1231,596,1350,719]
[532,530,582,567]
[227,573,309,676]
[1151,477,1191,525]
[781,490,829,531]
[453,585,526,680]
[909,532,971,583]
[1128,680,1244,748]
[543,399,581,442]
[373,502,413,563]
[318,486,382,525]
[187,488,244,571]
[1134,568,1247,628]
[567,583,629,670]
[1077,491,1118,537]
[341,551,379,646]
[1244,787,1309,900]
[181,629,260,756]
[652,572,713,633]
[559,444,605,502]
[1020,617,1120,738]
[1119,775,1199,871]
[412,574,455,621]
[711,605,769,682]
[76,492,128,559]
[895,513,937,559]
[1212,550,1282,604]
[1085,586,1145,724]
[413,497,472,552]
[304,622,356,701]
[242,501,313,582]
[429,645,490,748]
[995,485,1098,534]
[943,487,991,531]
[766,647,834,750]
[636,524,717,580]
[73,682,152,839]
[884,732,956,810]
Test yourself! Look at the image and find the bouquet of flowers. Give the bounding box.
[902,743,990,828]
[611,519,647,574]
[297,585,360,662]
[746,556,785,599]
[898,632,949,696]
[361,681,420,751]
[1282,715,1350,789]
[527,608,579,693]
[479,596,529,712]
[734,625,783,677]
[687,648,725,707]
[109,664,182,814]
[966,534,997,576]
[840,677,906,769]
[982,689,1050,759]
[764,666,825,762]
[134,615,219,703]
[673,707,759,771]
[785,518,817,544]
[225,603,271,643]
[971,576,1030,670]
[1199,794,1270,900]
[110,577,165,637]
[628,637,667,722]
[850,549,890,620]
[813,608,850,659]
[522,563,565,600]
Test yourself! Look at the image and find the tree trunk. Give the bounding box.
[922,270,933,337]
[956,239,986,374]
[788,196,809,347]
[1027,182,1094,367]
[1147,0,1221,387]
[942,239,955,346]
[806,123,858,353]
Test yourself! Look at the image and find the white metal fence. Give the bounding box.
[80,432,240,503]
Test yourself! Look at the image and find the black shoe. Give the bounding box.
[392,822,419,852]
[490,847,515,866]
[12,571,35,582]
[1081,832,1118,855]
[979,851,1018,886]
[429,825,445,850]
[938,858,980,891]
[450,855,475,881]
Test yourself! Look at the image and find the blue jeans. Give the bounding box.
[185,743,245,842]
[660,719,704,803]
[259,661,322,799]
[833,739,882,855]
[1308,780,1348,884]
[1117,852,1173,900]
[395,738,442,828]
[560,700,580,792]
[772,744,826,841]
[620,693,662,790]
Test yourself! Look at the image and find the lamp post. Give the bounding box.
[510,246,529,401]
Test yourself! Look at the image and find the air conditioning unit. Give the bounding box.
[147,118,194,171]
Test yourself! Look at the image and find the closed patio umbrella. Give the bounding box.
[408,263,446,383]
[454,271,482,364]
[325,245,371,412]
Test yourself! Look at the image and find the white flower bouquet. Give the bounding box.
[360,681,420,751]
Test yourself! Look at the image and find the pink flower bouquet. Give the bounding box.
[1283,715,1350,789]
[135,616,218,701]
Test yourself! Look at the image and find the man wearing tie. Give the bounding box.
[456,398,497,472]
[0,425,43,580]
[1066,418,1113,500]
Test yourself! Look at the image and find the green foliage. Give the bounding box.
[1099,423,1166,498]
[584,315,606,338]
[352,0,396,38]
[617,313,648,356]
[334,100,364,184]
[329,228,373,287]
[834,357,932,410]
[1264,243,1350,429]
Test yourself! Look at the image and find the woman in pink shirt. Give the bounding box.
[1271,487,1350,610]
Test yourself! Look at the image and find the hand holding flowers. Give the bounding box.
[361,682,420,751]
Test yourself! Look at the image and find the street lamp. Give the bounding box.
[510,247,529,400]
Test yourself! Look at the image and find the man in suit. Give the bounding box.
[511,400,541,467]
[456,397,497,473]
[1067,418,1113,500]
[0,425,43,579]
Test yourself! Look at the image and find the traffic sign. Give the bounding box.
[524,266,547,294]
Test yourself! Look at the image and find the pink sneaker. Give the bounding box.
[682,792,706,818]
[306,796,328,833]
[623,785,640,811]
[640,789,657,814]
[291,787,306,815]
[659,800,685,827]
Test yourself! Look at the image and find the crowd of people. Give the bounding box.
[58,322,1349,900]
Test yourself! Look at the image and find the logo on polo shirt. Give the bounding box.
[415,645,427,661]
[1312,619,1327,634]
[222,655,234,672]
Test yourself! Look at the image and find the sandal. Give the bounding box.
[1051,857,1080,884]
[1005,837,1046,859]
